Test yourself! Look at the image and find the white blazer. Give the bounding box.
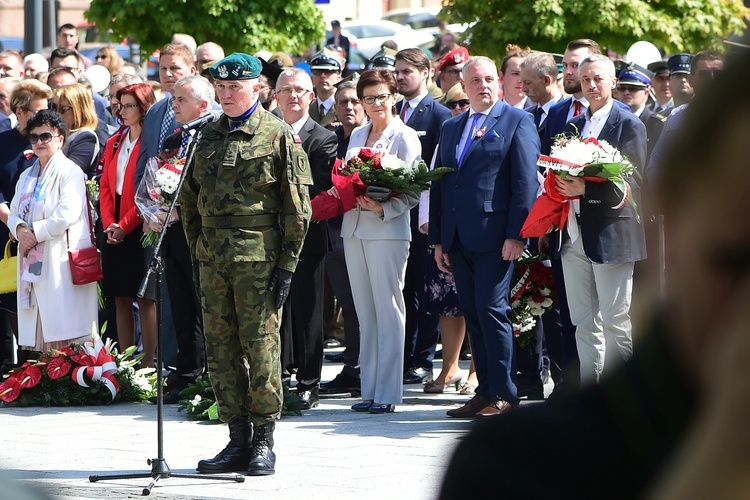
[8,153,98,345]
[341,117,421,240]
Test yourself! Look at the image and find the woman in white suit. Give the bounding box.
[343,69,421,414]
[9,109,98,352]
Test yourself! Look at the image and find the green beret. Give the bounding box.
[210,53,262,80]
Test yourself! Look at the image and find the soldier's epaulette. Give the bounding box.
[293,134,302,144]
[653,113,667,122]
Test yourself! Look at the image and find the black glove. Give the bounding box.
[268,267,293,309]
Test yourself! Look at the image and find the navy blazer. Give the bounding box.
[398,93,451,168]
[0,113,10,134]
[429,100,540,253]
[561,104,648,264]
[136,96,176,186]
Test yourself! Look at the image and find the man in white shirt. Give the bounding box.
[307,48,345,130]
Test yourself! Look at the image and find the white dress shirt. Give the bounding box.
[581,99,614,139]
[289,115,308,135]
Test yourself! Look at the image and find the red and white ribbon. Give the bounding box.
[71,337,120,401]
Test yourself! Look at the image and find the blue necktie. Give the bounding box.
[159,97,175,150]
[178,131,191,158]
[458,113,483,167]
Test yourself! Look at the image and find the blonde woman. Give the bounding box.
[52,83,100,178]
[94,46,124,77]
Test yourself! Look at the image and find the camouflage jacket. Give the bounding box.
[180,106,312,272]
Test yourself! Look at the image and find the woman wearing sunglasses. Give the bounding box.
[340,69,422,414]
[99,83,158,368]
[52,83,100,178]
[94,46,124,78]
[7,109,98,353]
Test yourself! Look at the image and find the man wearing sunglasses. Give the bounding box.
[647,50,725,188]
[436,46,469,106]
[394,48,452,386]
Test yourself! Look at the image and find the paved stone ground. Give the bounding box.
[0,354,548,500]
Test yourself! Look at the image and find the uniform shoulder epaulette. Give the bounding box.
[653,112,667,122]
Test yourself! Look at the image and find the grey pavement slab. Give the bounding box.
[0,358,547,499]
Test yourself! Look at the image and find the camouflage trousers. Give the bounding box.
[199,260,282,426]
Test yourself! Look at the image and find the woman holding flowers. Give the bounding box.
[341,69,421,414]
[8,109,98,352]
[99,83,157,368]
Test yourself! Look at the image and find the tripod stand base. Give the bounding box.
[89,457,245,496]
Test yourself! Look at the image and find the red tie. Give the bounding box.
[401,103,409,122]
[573,100,582,117]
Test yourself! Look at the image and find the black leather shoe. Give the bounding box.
[324,351,345,363]
[297,387,319,409]
[319,371,361,395]
[403,367,433,385]
[247,422,276,476]
[197,416,252,473]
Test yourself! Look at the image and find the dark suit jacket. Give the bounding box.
[63,128,100,179]
[325,34,350,62]
[638,106,666,163]
[397,93,451,167]
[298,116,337,255]
[308,100,338,131]
[429,100,540,253]
[0,113,10,134]
[137,96,176,186]
[562,104,648,264]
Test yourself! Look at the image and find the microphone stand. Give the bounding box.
[89,128,245,495]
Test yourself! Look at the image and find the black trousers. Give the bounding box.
[281,249,325,390]
[163,221,205,387]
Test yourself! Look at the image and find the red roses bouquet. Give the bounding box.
[0,331,156,406]
[521,135,638,238]
[511,253,556,348]
[310,147,453,221]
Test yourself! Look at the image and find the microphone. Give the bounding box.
[177,110,222,132]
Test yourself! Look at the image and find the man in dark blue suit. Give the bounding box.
[137,43,197,185]
[430,56,540,417]
[556,55,647,385]
[395,48,452,385]
[0,112,10,133]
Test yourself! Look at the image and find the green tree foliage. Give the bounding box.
[442,0,749,56]
[85,0,325,55]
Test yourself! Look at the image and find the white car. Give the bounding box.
[381,7,469,38]
[341,20,435,59]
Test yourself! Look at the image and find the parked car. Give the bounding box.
[340,20,434,59]
[381,8,469,38]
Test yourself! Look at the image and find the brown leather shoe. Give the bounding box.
[446,394,491,418]
[474,399,516,418]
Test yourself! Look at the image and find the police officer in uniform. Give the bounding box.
[181,53,312,476]
[308,48,345,130]
[616,62,667,162]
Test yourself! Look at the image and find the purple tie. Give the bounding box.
[458,113,483,167]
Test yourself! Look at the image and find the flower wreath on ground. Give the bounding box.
[310,147,453,221]
[511,252,556,349]
[0,329,156,406]
[521,133,639,239]
[135,150,186,247]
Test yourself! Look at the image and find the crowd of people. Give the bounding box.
[0,17,744,486]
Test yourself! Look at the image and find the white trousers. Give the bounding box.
[560,232,634,384]
[343,237,409,404]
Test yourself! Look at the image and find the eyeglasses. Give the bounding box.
[29,132,60,144]
[96,54,108,60]
[120,103,139,111]
[50,103,73,113]
[277,87,311,97]
[446,99,470,109]
[697,69,723,80]
[362,93,392,105]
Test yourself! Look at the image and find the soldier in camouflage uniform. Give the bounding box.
[180,53,312,476]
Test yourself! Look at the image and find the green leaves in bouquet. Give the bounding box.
[356,159,454,193]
